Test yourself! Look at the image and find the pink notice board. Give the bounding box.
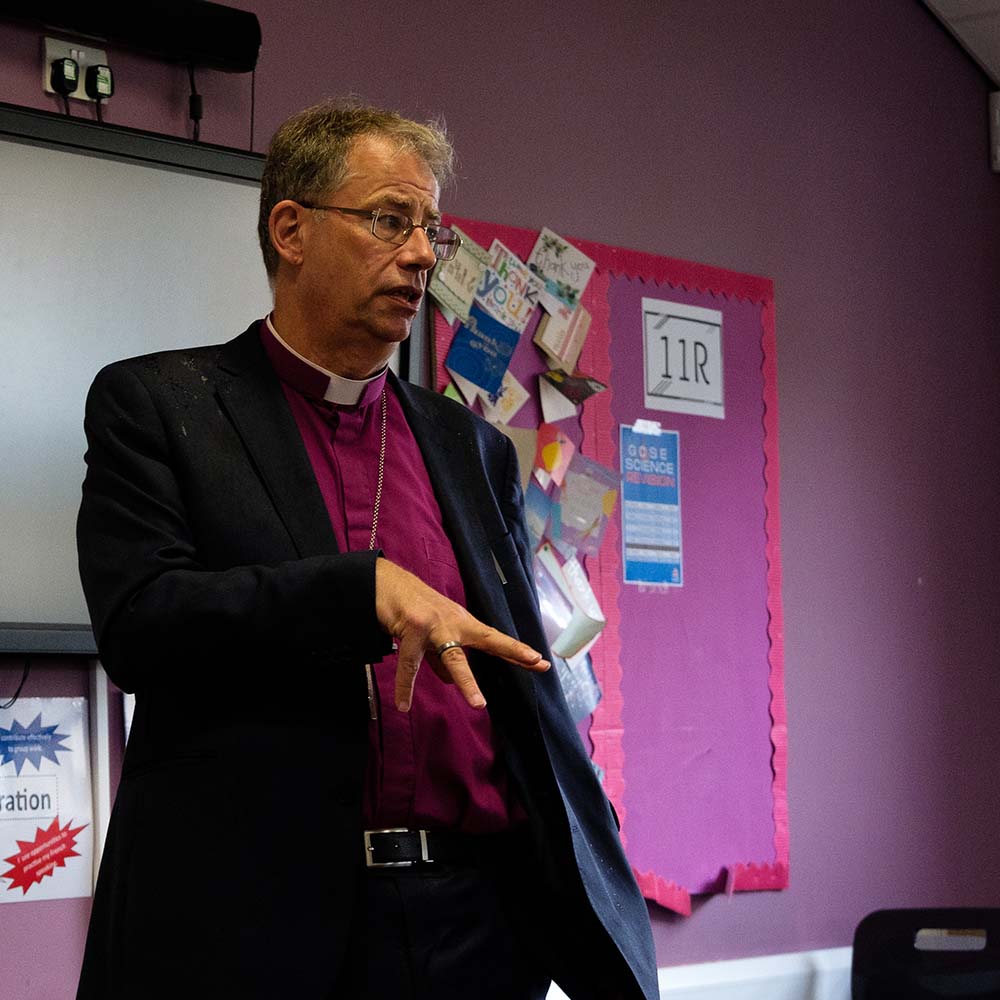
[434,216,787,916]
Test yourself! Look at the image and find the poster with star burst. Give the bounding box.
[0,698,92,902]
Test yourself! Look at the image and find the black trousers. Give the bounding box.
[332,855,552,1000]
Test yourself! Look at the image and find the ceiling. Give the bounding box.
[925,0,1000,86]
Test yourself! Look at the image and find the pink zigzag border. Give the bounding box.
[435,216,788,914]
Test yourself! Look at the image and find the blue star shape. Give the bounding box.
[0,713,71,775]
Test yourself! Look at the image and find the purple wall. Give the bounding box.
[3,0,999,989]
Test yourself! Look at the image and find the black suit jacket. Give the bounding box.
[75,322,657,1000]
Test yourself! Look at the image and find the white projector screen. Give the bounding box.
[1,107,271,649]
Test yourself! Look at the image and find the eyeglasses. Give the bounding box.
[297,202,462,261]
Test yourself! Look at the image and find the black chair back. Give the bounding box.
[852,908,1000,999]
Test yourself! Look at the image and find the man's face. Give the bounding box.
[296,134,441,360]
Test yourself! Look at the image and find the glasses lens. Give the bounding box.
[432,227,461,261]
[372,211,410,244]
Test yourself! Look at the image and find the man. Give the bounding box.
[76,99,657,1000]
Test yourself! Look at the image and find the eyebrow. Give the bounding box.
[382,195,441,225]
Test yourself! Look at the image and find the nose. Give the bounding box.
[400,224,439,270]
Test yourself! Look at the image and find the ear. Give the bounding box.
[269,200,308,268]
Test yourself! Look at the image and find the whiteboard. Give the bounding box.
[0,117,272,635]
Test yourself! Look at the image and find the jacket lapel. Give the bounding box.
[393,378,513,621]
[395,382,540,635]
[214,325,339,559]
[394,377,542,732]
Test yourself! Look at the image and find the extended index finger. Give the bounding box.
[463,626,550,672]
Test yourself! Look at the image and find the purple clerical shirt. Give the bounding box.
[260,318,521,833]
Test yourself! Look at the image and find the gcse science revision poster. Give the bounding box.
[620,423,683,586]
[0,697,93,902]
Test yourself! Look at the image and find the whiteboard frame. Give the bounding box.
[0,102,264,654]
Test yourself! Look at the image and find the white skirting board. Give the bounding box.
[547,947,853,1000]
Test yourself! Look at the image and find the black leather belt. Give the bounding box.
[363,827,516,868]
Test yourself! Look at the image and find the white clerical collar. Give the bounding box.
[265,314,387,406]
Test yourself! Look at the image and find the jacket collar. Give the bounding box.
[392,377,519,638]
[214,322,340,559]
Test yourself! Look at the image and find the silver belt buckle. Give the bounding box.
[364,827,430,868]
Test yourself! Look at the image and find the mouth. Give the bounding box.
[384,285,423,311]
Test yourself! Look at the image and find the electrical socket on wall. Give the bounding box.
[42,36,108,103]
